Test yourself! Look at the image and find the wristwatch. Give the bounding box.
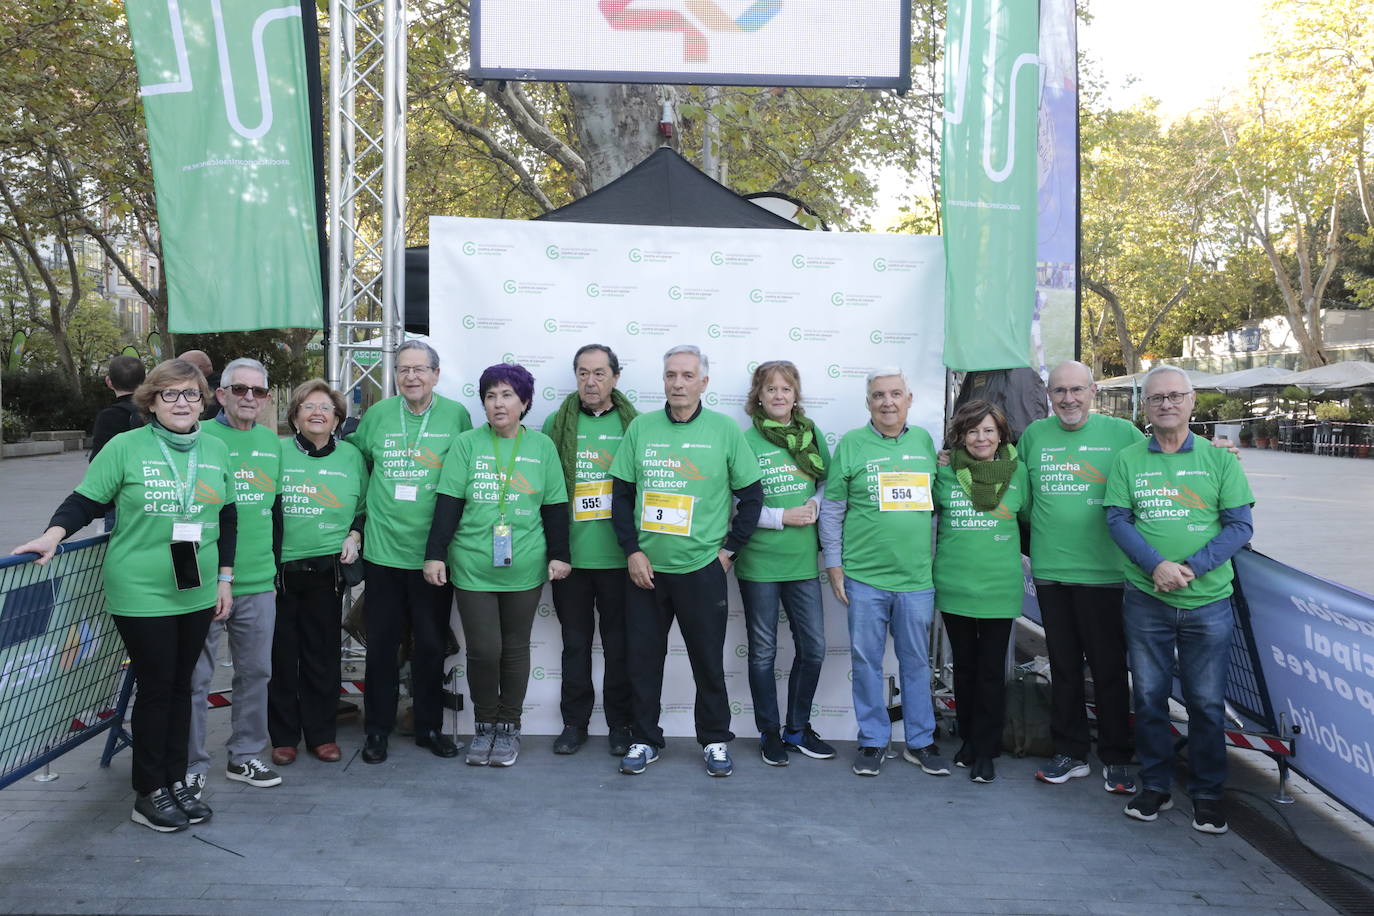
[217,573,235,583]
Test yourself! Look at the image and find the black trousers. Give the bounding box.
[268,563,342,748]
[625,559,734,748]
[942,613,1014,760]
[1037,582,1134,765]
[113,608,214,794]
[551,567,631,730]
[363,561,452,736]
[453,586,542,725]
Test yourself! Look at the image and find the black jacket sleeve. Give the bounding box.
[723,480,764,554]
[271,494,283,568]
[48,492,106,536]
[541,503,571,564]
[611,477,640,556]
[425,494,465,562]
[218,503,238,568]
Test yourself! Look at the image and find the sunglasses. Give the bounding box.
[225,384,270,398]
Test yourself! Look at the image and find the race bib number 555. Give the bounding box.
[878,472,932,511]
[573,480,613,522]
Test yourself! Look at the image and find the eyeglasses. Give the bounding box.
[1050,385,1089,397]
[158,388,203,403]
[1145,391,1192,406]
[396,365,435,376]
[299,402,335,414]
[226,384,270,398]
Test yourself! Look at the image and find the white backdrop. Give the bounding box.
[428,216,945,741]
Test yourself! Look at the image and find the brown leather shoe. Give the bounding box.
[310,742,342,762]
[271,746,297,766]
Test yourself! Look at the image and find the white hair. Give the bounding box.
[664,344,708,375]
[1143,364,1192,393]
[396,339,440,369]
[222,357,269,388]
[865,365,909,388]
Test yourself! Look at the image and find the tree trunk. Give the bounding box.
[566,83,664,190]
[1083,277,1139,374]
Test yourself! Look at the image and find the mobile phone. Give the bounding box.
[170,540,202,591]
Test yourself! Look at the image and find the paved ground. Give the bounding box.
[1,448,1371,915]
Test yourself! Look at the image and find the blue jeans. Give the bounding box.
[737,577,826,735]
[846,578,935,748]
[1122,587,1233,800]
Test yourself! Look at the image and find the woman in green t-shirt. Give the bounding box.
[933,399,1027,785]
[268,380,367,769]
[12,359,235,833]
[424,364,570,768]
[734,360,836,767]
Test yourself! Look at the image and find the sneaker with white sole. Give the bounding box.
[1191,798,1229,834]
[131,788,189,833]
[903,744,951,776]
[1036,754,1090,784]
[488,723,520,767]
[1103,764,1137,795]
[183,771,206,800]
[467,722,495,766]
[620,743,659,775]
[225,757,282,787]
[1124,789,1174,822]
[703,742,733,777]
[782,726,836,760]
[852,746,884,776]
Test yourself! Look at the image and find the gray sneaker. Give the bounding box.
[466,722,495,766]
[903,744,951,776]
[489,723,521,767]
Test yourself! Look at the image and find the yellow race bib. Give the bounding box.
[572,480,613,522]
[878,472,932,511]
[640,490,694,536]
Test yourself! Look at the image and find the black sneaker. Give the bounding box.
[782,726,836,760]
[902,744,951,776]
[171,781,212,824]
[1124,789,1174,822]
[1192,798,1229,835]
[760,729,789,767]
[131,788,190,833]
[970,758,996,784]
[952,741,975,769]
[607,726,633,758]
[852,746,884,776]
[553,725,588,755]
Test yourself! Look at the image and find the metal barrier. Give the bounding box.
[0,535,132,790]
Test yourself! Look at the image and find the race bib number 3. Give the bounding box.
[573,480,613,522]
[878,472,932,512]
[640,490,694,537]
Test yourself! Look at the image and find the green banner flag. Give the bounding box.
[6,331,26,370]
[126,0,322,333]
[941,0,1040,371]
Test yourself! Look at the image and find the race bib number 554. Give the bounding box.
[878,472,932,511]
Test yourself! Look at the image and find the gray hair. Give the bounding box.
[396,339,440,370]
[222,357,269,388]
[865,365,909,388]
[1142,364,1192,393]
[664,344,708,375]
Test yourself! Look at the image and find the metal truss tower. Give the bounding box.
[326,0,407,408]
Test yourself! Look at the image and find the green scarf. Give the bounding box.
[549,390,639,501]
[150,417,200,451]
[951,442,1017,511]
[752,412,826,481]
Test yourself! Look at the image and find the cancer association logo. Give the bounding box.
[707,323,722,339]
[543,318,559,333]
[791,254,806,269]
[545,244,560,260]
[788,327,803,341]
[668,285,683,301]
[748,289,763,303]
[600,1,784,63]
[462,314,477,329]
[502,280,518,294]
[462,241,477,255]
[626,320,642,335]
[586,283,602,298]
[873,257,888,272]
[628,248,643,263]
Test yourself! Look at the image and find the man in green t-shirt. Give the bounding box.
[188,357,284,794]
[1018,360,1143,793]
[542,344,638,757]
[818,368,949,779]
[610,345,763,778]
[348,340,473,765]
[1105,365,1254,835]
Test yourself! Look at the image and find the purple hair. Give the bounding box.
[479,363,535,417]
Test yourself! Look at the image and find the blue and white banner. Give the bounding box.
[1236,550,1374,825]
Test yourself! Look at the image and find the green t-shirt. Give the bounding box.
[540,409,627,570]
[201,420,281,595]
[609,407,762,575]
[349,394,472,569]
[437,425,568,592]
[279,437,369,563]
[734,424,830,583]
[934,462,1028,618]
[1104,438,1255,609]
[75,425,236,617]
[1017,413,1145,584]
[829,424,937,593]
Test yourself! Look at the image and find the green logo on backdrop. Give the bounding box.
[624,388,639,403]
[830,292,844,306]
[791,254,806,269]
[462,383,477,397]
[811,703,820,718]
[628,248,642,263]
[502,280,517,295]
[462,314,477,329]
[827,364,841,378]
[707,323,722,339]
[536,603,555,617]
[788,327,802,342]
[710,251,725,266]
[746,361,759,373]
[748,289,763,303]
[545,245,560,260]
[668,286,683,301]
[735,644,747,658]
[626,321,641,335]
[542,387,556,401]
[869,330,883,344]
[729,700,743,715]
[825,431,839,447]
[501,352,515,364]
[585,283,601,298]
[532,666,546,680]
[543,318,559,333]
[462,241,477,255]
[872,257,887,272]
[705,392,720,407]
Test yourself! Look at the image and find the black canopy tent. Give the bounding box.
[401,147,803,334]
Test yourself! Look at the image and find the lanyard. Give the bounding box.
[392,398,434,477]
[490,425,524,522]
[154,438,200,518]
